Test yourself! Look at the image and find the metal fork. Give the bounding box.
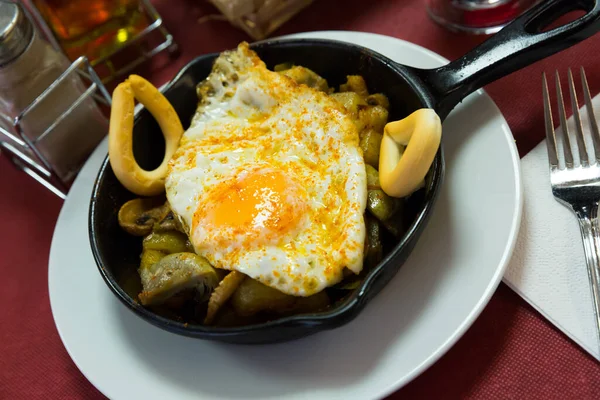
[543,67,600,348]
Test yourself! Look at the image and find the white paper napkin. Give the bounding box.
[504,94,600,361]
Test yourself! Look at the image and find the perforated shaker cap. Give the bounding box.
[0,1,33,67]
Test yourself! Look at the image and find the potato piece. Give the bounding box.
[366,93,390,110]
[280,66,329,92]
[360,129,383,167]
[231,279,296,317]
[365,164,381,190]
[290,291,330,313]
[340,75,369,97]
[330,92,367,117]
[274,62,294,72]
[360,105,389,133]
[143,231,193,254]
[367,189,398,222]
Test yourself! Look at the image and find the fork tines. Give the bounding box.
[543,67,600,169]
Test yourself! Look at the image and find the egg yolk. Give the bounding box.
[193,168,306,248]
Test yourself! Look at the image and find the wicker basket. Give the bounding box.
[208,0,314,40]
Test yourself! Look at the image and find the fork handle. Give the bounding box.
[574,204,600,348]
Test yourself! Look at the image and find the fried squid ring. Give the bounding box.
[108,75,184,196]
[379,109,441,198]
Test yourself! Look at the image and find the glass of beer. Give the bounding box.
[31,0,150,64]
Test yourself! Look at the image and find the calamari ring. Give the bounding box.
[108,75,184,196]
[379,108,442,198]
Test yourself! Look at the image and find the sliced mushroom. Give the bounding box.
[204,271,246,325]
[138,252,219,306]
[153,211,185,233]
[118,197,169,236]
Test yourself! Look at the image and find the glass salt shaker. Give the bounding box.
[0,1,108,183]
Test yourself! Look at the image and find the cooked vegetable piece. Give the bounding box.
[289,291,330,313]
[380,216,405,238]
[231,278,330,317]
[333,218,383,291]
[360,105,389,133]
[138,252,219,306]
[140,249,166,272]
[274,62,294,72]
[367,189,398,221]
[364,216,383,269]
[231,278,296,317]
[365,164,381,190]
[143,231,193,254]
[213,305,261,327]
[330,92,367,117]
[366,93,390,109]
[280,66,329,92]
[204,271,246,325]
[340,75,369,96]
[360,129,383,167]
[153,211,185,233]
[118,197,168,236]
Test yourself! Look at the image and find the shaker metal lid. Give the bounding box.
[0,1,33,66]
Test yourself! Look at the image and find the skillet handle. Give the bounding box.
[417,0,600,120]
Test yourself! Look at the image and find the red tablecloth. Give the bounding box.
[2,0,600,398]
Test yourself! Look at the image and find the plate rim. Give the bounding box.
[48,30,523,399]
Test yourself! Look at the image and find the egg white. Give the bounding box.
[166,43,367,296]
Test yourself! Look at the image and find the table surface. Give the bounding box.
[2,0,600,398]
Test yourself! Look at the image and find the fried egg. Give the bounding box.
[165,43,367,296]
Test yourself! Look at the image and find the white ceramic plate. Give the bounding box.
[49,31,522,400]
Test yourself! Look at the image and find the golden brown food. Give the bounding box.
[360,105,389,133]
[366,93,390,109]
[340,75,369,96]
[330,92,367,117]
[360,129,383,167]
[108,75,184,196]
[379,108,442,198]
[279,65,329,92]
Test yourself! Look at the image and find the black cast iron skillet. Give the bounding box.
[90,0,600,344]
